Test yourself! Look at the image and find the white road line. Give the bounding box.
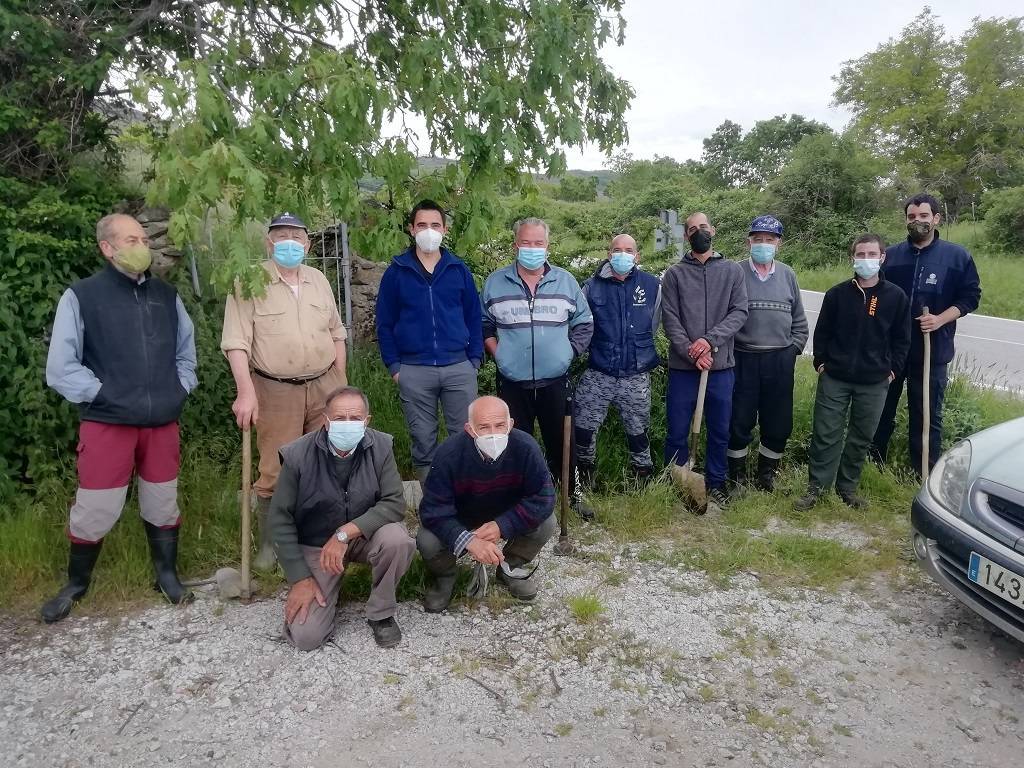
[957,335,1024,347]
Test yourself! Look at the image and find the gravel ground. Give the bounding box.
[2,533,1023,768]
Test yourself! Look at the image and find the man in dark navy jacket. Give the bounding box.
[375,200,483,482]
[870,194,982,476]
[574,234,661,483]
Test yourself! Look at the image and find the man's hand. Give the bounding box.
[695,352,713,371]
[466,537,504,565]
[888,371,896,383]
[232,389,259,429]
[473,521,502,543]
[285,577,326,625]
[392,372,400,383]
[687,338,712,360]
[319,536,348,576]
[917,312,943,333]
[816,364,825,374]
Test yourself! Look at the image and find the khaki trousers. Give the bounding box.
[283,523,416,651]
[252,366,344,498]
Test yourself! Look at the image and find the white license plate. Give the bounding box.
[968,552,1024,610]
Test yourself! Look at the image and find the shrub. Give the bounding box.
[981,185,1024,252]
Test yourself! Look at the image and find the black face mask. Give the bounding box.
[907,220,932,243]
[688,230,713,254]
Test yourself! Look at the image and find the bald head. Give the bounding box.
[465,396,513,437]
[609,233,637,254]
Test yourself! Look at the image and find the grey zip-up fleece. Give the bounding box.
[661,252,748,371]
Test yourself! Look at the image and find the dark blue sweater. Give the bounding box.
[375,247,483,375]
[884,234,981,366]
[419,430,555,554]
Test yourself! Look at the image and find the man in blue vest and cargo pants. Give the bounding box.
[574,233,662,485]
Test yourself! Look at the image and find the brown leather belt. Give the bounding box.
[253,367,331,386]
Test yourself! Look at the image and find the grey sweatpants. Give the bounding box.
[397,360,478,481]
[574,369,653,468]
[283,522,415,651]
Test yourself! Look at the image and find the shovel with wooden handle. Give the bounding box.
[921,306,931,481]
[553,389,574,555]
[671,368,709,506]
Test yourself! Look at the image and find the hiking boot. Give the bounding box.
[496,564,539,601]
[793,488,822,511]
[629,463,655,485]
[838,489,869,509]
[755,455,781,492]
[144,522,193,605]
[253,496,277,571]
[367,616,402,648]
[572,480,595,521]
[703,486,729,518]
[40,540,103,624]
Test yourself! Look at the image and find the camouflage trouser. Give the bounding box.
[573,369,653,468]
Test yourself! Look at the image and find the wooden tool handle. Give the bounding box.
[240,427,252,599]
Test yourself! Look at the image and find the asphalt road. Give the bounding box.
[800,290,1024,391]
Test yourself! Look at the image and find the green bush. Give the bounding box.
[0,171,124,499]
[981,185,1024,252]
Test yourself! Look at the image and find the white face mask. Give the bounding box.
[472,428,509,461]
[414,228,443,253]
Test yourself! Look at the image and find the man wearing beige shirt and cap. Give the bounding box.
[221,212,348,569]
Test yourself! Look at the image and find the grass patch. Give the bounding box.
[567,592,605,623]
[553,723,573,737]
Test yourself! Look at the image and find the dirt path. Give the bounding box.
[2,538,1022,768]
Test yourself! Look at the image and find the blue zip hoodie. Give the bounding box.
[375,247,483,375]
[884,234,981,366]
[481,262,593,385]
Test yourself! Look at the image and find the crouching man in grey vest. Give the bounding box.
[269,386,415,650]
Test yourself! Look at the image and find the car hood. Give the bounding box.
[969,416,1024,487]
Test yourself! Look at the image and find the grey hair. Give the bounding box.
[324,385,370,414]
[96,213,135,246]
[467,396,511,423]
[512,217,550,239]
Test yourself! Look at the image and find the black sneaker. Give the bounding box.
[838,490,868,509]
[703,487,729,517]
[367,617,402,648]
[793,488,822,511]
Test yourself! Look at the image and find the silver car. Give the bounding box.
[912,416,1024,642]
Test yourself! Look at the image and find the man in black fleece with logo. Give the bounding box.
[795,234,911,510]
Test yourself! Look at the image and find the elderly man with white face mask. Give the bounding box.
[416,395,556,613]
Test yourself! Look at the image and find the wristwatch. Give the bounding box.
[335,528,349,544]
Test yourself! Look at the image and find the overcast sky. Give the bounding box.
[566,0,1022,169]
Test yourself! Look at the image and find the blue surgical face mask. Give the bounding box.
[517,247,547,270]
[750,243,776,264]
[609,251,636,275]
[853,258,882,279]
[327,419,366,452]
[272,239,305,268]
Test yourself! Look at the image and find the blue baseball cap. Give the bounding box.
[269,212,307,231]
[749,215,783,236]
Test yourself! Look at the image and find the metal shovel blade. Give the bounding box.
[671,462,706,505]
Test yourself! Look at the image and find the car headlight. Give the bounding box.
[927,440,972,515]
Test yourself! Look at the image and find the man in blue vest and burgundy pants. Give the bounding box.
[41,213,198,623]
[574,234,662,485]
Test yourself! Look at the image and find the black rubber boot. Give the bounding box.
[629,464,655,485]
[40,541,103,624]
[143,522,194,605]
[793,487,822,511]
[756,455,781,492]
[422,555,458,613]
[727,455,748,498]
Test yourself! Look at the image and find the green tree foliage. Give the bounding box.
[834,9,1024,215]
[604,152,702,199]
[701,115,831,189]
[981,186,1024,252]
[556,175,599,202]
[131,0,633,295]
[768,133,885,264]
